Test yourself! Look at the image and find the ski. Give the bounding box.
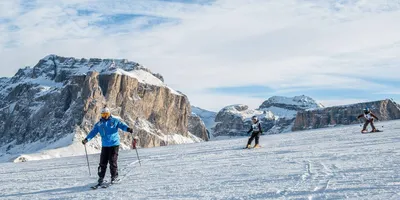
[243,146,261,149]
[361,130,383,134]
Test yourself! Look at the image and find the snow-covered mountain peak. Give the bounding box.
[219,104,274,120]
[5,55,181,95]
[11,55,163,83]
[259,95,324,111]
[222,104,249,112]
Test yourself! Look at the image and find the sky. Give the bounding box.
[0,0,400,111]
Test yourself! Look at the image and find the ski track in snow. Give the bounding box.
[0,121,400,199]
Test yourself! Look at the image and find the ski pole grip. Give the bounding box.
[132,138,138,149]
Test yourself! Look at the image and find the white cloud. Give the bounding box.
[0,0,400,111]
[0,1,21,18]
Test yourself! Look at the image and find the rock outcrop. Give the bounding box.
[293,99,400,131]
[188,114,209,141]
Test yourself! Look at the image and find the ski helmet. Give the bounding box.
[363,107,370,114]
[251,116,258,121]
[101,107,111,119]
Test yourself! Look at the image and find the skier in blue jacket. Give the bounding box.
[82,107,133,184]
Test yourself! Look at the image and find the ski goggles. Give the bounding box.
[101,112,110,118]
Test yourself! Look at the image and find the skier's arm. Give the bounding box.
[117,120,133,133]
[357,114,363,119]
[258,123,263,133]
[86,124,99,141]
[371,113,379,120]
[247,126,253,134]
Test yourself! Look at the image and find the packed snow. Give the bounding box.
[0,120,399,199]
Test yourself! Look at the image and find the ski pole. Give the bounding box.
[84,144,91,176]
[132,137,142,166]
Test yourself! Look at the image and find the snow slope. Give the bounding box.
[0,120,399,199]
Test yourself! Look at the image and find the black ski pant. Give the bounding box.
[363,119,376,131]
[247,131,261,146]
[98,146,119,179]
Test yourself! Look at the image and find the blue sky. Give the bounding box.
[0,0,400,111]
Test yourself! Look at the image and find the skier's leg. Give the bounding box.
[255,132,260,146]
[247,132,256,146]
[98,147,110,183]
[109,146,119,179]
[370,119,376,131]
[362,120,369,131]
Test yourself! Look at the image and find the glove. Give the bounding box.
[127,127,133,133]
[82,139,88,145]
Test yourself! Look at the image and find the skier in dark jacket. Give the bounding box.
[82,107,133,184]
[357,107,379,133]
[245,116,262,148]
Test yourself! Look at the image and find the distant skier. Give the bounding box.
[245,116,262,149]
[82,107,133,185]
[357,107,379,133]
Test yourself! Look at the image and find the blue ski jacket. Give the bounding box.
[85,116,129,147]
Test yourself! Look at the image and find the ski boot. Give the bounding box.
[98,177,104,185]
[253,144,261,148]
[361,129,368,134]
[111,176,120,184]
[244,144,251,149]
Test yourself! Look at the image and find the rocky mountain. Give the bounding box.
[212,104,275,137]
[188,113,209,141]
[259,96,324,112]
[293,99,400,131]
[0,55,206,162]
[212,95,323,137]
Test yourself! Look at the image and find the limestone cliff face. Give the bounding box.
[0,55,201,162]
[79,71,192,148]
[293,99,400,131]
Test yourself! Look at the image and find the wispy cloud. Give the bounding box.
[0,0,400,111]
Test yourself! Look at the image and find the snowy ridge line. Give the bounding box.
[5,54,182,96]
